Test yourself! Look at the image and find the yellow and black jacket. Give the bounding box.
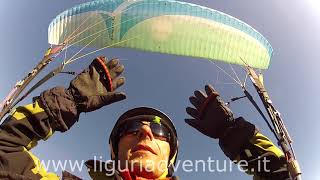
[0,98,289,179]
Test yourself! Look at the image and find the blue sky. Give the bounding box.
[0,0,319,179]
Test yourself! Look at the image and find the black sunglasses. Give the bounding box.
[117,120,172,142]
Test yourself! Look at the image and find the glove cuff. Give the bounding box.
[92,56,113,92]
[219,117,257,160]
[40,87,79,132]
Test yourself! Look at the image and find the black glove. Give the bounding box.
[185,84,234,139]
[69,56,126,112]
[40,56,126,132]
[185,84,257,160]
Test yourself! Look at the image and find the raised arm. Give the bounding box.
[185,84,289,180]
[0,56,125,179]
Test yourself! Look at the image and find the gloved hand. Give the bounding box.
[40,56,126,132]
[185,84,234,139]
[69,56,126,112]
[185,84,257,161]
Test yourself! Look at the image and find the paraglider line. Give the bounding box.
[65,32,103,65]
[209,61,242,86]
[66,35,142,65]
[66,16,110,45]
[215,71,220,85]
[238,56,252,72]
[62,3,107,44]
[66,16,140,49]
[215,82,240,85]
[64,12,97,44]
[65,15,137,64]
[229,63,243,86]
[8,63,66,111]
[243,73,248,88]
[65,1,158,46]
[1,8,141,116]
[242,88,279,141]
[63,42,69,64]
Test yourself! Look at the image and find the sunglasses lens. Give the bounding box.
[118,121,141,137]
[118,121,171,142]
[150,123,171,141]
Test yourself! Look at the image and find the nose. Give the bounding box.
[137,124,154,141]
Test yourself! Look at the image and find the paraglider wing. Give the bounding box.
[48,0,273,69]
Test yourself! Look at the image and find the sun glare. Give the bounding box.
[306,0,320,17]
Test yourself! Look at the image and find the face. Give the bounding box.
[117,121,171,178]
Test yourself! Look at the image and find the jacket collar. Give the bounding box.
[84,160,178,180]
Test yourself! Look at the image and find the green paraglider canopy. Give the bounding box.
[48,0,273,69]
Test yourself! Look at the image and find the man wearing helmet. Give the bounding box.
[0,57,289,179]
[107,107,178,179]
